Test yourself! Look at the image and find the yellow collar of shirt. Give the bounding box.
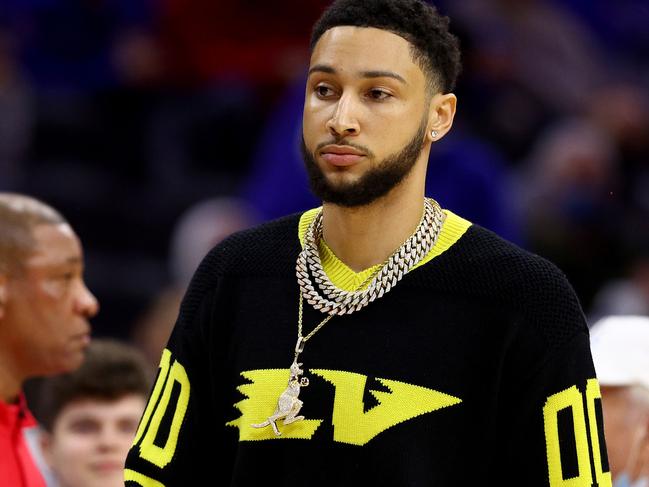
[298,207,471,292]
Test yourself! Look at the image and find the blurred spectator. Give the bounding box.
[37,339,152,487]
[553,0,649,71]
[587,83,649,252]
[590,316,649,486]
[517,118,624,307]
[446,0,608,161]
[0,193,98,487]
[168,198,257,289]
[158,0,329,89]
[591,255,649,322]
[448,0,606,113]
[131,197,256,367]
[1,0,156,93]
[146,85,264,203]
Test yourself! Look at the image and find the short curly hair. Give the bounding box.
[311,0,461,94]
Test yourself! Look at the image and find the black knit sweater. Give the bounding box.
[125,213,610,487]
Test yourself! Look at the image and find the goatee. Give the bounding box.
[301,120,427,208]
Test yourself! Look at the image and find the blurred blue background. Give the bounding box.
[1,0,648,356]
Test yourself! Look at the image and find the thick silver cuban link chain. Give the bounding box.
[296,198,446,316]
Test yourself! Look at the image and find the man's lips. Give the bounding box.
[72,329,91,345]
[320,145,366,167]
[91,460,124,473]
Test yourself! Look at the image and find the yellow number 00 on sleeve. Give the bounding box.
[132,348,191,469]
[543,379,611,487]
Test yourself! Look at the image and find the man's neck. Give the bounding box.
[321,176,427,273]
[0,353,23,403]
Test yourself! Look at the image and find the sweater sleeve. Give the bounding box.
[124,250,225,486]
[493,262,612,487]
[498,330,611,487]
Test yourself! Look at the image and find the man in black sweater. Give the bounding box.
[125,1,611,485]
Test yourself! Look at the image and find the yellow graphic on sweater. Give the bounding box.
[225,369,323,440]
[226,368,461,445]
[124,469,166,487]
[543,379,611,487]
[544,386,592,486]
[311,369,462,446]
[585,379,612,487]
[130,349,190,470]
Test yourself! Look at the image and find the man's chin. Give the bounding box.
[318,189,382,208]
[322,173,363,192]
[53,349,87,374]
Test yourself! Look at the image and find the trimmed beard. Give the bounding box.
[301,119,428,208]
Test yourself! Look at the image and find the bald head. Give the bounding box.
[0,193,67,275]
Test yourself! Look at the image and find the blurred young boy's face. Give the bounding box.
[42,394,146,487]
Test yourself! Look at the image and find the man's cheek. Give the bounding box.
[40,279,68,300]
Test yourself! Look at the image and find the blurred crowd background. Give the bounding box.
[0,0,648,365]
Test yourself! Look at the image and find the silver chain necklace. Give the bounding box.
[252,198,445,436]
[297,197,445,316]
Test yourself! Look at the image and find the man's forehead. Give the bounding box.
[310,26,423,80]
[25,223,82,268]
[60,395,146,418]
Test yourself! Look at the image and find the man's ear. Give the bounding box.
[426,93,457,143]
[0,274,7,320]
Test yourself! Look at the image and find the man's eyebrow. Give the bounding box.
[56,256,82,267]
[360,70,407,85]
[48,256,82,268]
[308,64,336,76]
[308,65,407,85]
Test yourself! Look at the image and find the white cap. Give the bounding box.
[590,315,649,390]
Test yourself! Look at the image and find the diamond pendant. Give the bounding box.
[251,338,309,436]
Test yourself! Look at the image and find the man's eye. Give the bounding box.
[70,420,99,433]
[118,419,140,435]
[315,85,335,97]
[367,89,391,101]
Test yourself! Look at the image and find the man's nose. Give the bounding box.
[326,93,360,137]
[95,426,122,452]
[75,280,99,318]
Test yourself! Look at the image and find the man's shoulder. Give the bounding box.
[429,224,587,345]
[198,212,302,278]
[438,224,572,293]
[177,213,302,324]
